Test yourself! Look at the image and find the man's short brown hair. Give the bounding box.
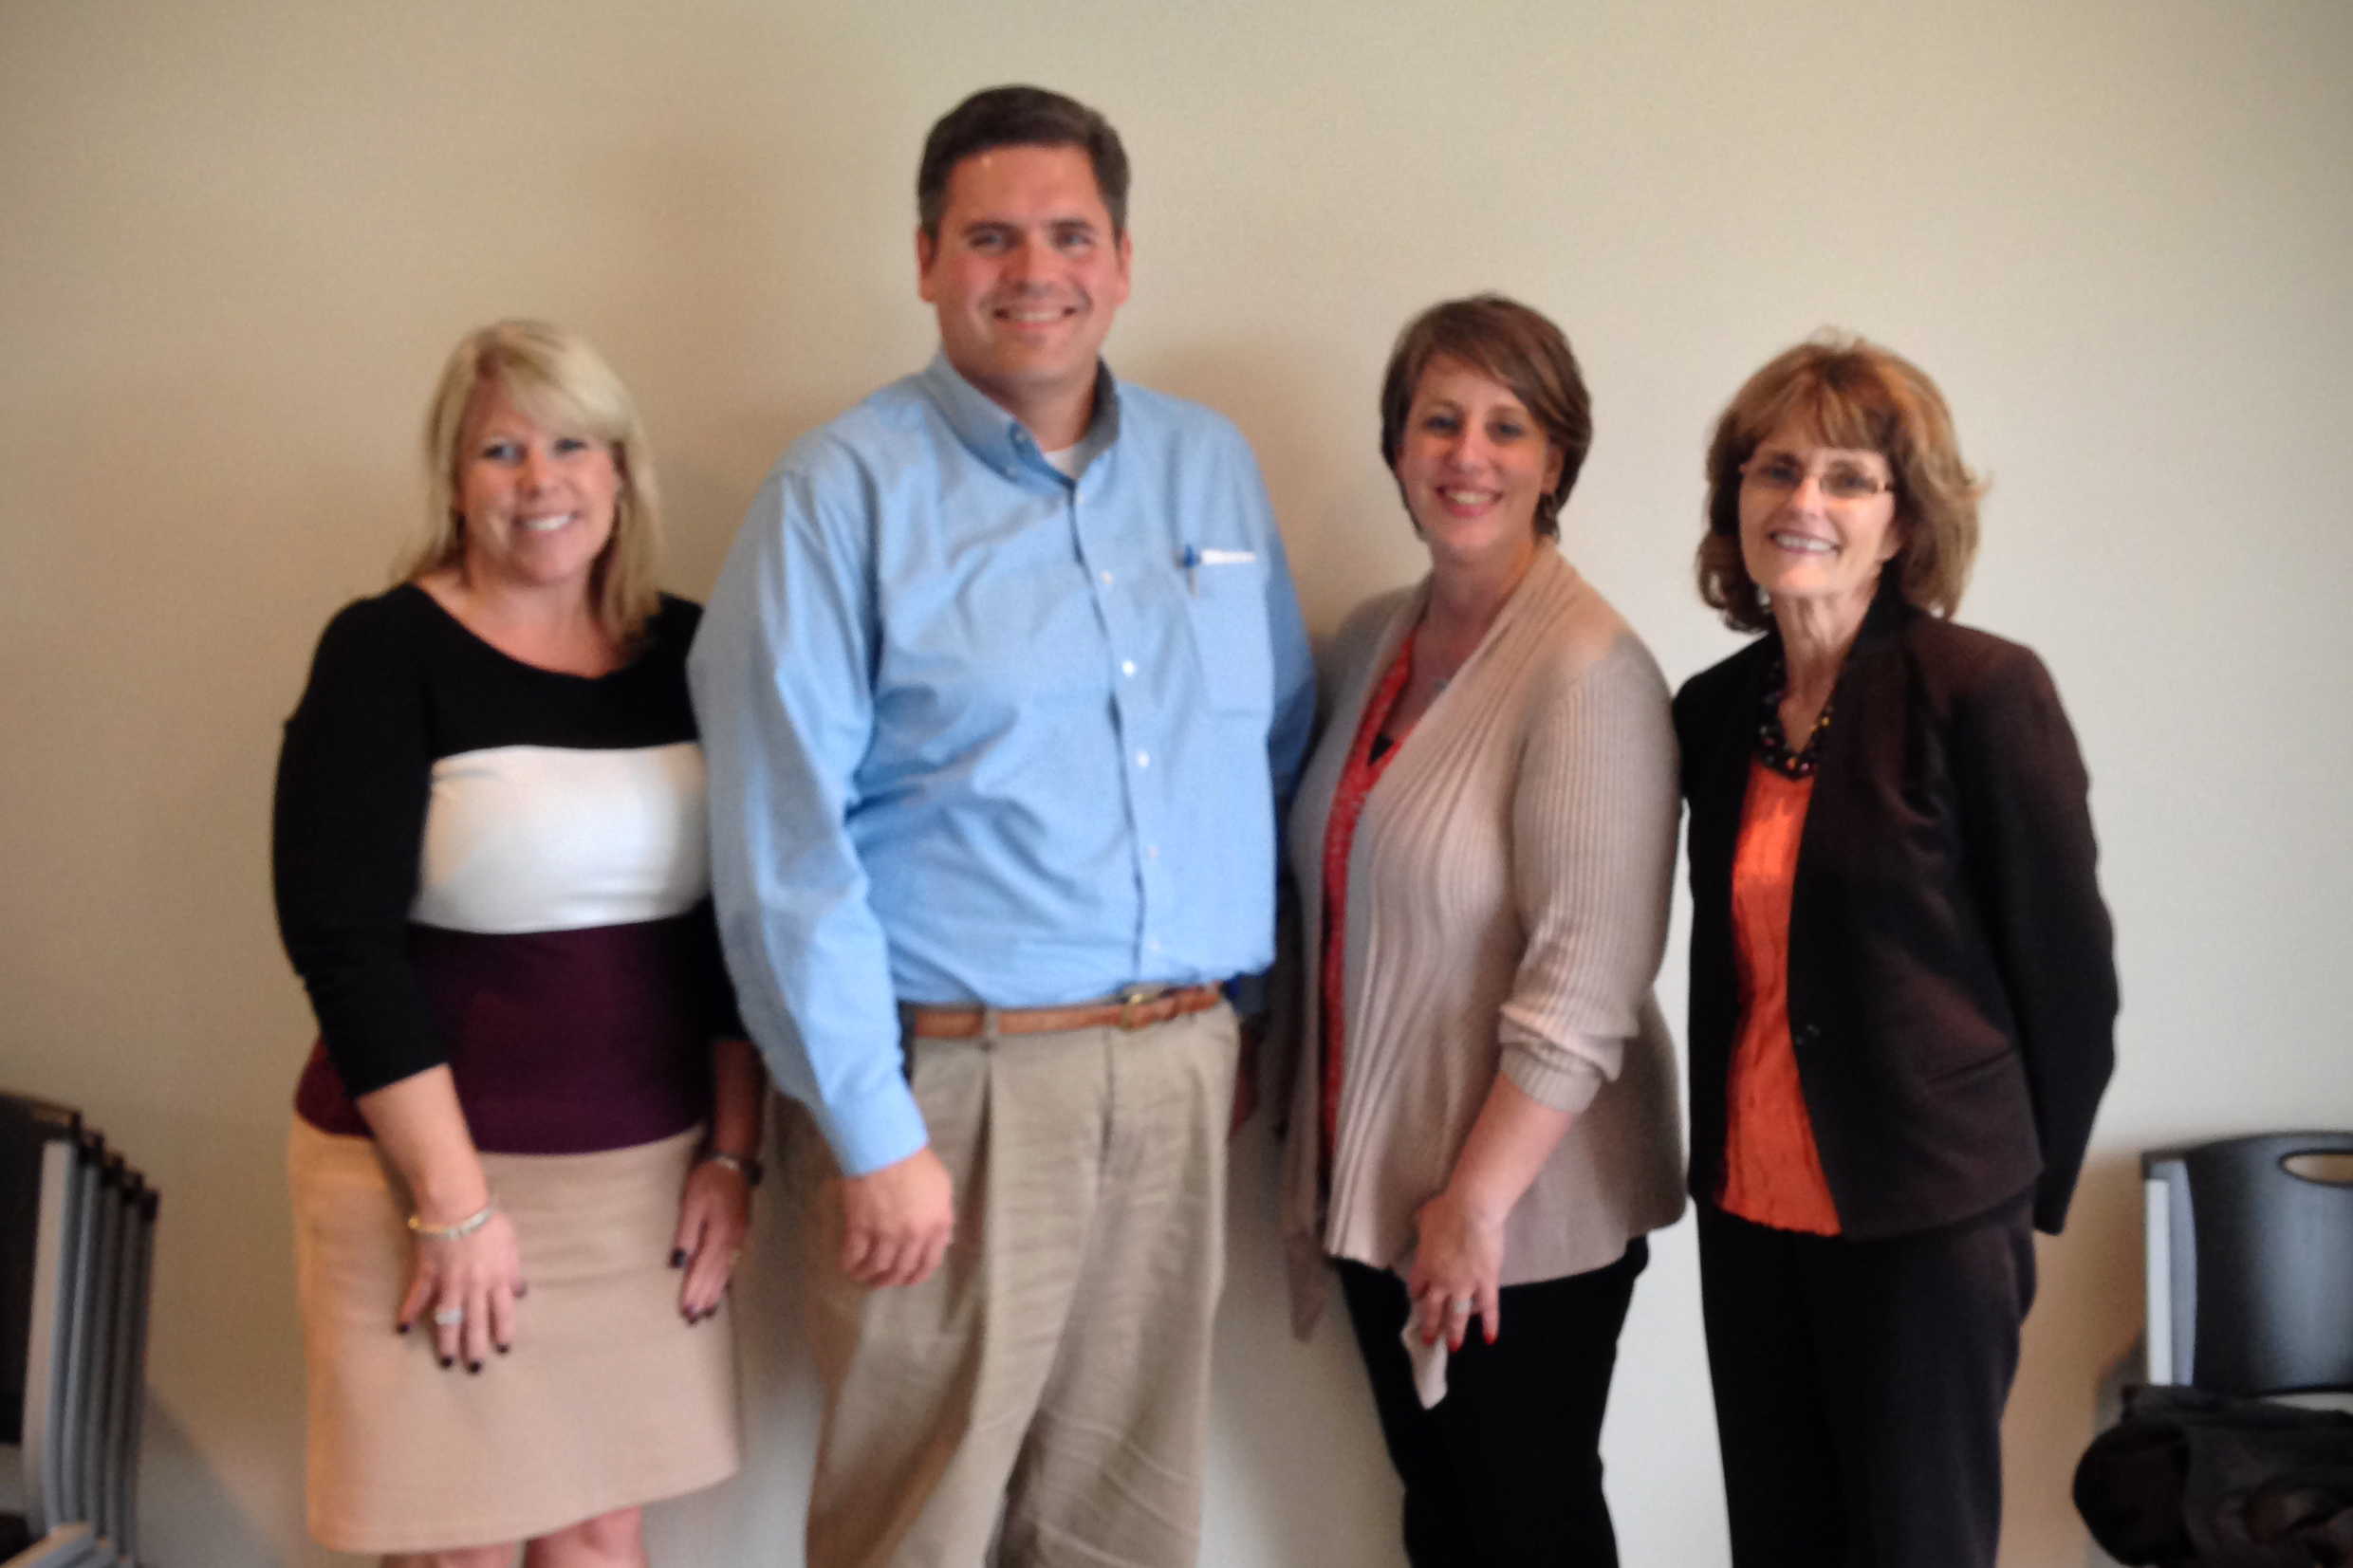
[917,85,1130,241]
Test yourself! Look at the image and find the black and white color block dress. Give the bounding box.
[274,583,743,1553]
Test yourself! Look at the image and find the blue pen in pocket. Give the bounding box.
[1179,544,1256,595]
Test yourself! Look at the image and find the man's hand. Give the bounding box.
[837,1144,955,1288]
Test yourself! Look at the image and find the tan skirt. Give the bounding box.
[288,1118,741,1553]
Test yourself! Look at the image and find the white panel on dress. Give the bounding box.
[413,742,711,933]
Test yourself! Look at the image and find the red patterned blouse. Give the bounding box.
[1318,630,1418,1176]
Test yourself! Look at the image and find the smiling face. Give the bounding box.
[917,142,1132,447]
[1392,355,1565,572]
[1736,413,1903,623]
[453,382,621,600]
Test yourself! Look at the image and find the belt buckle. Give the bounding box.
[1117,984,1169,1031]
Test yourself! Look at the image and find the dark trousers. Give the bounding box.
[1697,1197,2036,1568]
[1337,1239,1647,1568]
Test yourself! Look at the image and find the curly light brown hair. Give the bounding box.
[1697,334,1982,634]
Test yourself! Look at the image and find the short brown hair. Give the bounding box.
[917,85,1130,241]
[1697,333,1981,634]
[1379,294,1592,538]
[409,321,664,646]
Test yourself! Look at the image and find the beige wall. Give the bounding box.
[5,3,2350,1563]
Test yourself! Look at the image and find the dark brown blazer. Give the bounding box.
[1675,591,2117,1238]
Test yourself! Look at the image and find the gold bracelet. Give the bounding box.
[408,1200,496,1241]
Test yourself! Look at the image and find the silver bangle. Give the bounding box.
[702,1151,764,1188]
[408,1200,496,1241]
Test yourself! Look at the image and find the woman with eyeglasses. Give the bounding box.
[1673,336,2118,1568]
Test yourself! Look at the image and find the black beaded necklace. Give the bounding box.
[1756,655,1832,779]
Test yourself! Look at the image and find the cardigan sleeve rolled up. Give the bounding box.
[1498,636,1681,1111]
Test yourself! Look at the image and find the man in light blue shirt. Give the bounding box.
[690,85,1312,1567]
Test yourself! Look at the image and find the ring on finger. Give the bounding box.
[1446,1297,1474,1316]
[433,1306,466,1327]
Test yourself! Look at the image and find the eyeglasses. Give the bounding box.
[1740,455,1895,504]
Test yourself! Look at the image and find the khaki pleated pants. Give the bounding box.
[788,1003,1238,1568]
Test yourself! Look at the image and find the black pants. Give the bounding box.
[1337,1239,1647,1568]
[1697,1197,2037,1568]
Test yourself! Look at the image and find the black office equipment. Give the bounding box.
[2079,1133,2353,1565]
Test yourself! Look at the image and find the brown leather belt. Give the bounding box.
[905,984,1223,1040]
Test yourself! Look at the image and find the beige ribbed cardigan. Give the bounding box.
[1279,545,1686,1334]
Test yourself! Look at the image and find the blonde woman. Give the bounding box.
[275,322,763,1565]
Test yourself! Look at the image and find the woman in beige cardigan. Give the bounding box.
[1282,295,1684,1567]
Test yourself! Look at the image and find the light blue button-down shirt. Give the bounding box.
[690,354,1315,1176]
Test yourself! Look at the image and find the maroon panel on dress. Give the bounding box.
[295,914,719,1154]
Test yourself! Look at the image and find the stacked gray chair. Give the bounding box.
[2142,1132,2353,1399]
[1,1093,157,1568]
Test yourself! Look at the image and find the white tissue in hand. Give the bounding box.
[1400,1319,1450,1408]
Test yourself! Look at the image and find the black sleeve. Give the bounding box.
[1952,648,2120,1234]
[658,597,747,1047]
[683,897,747,1043]
[271,598,446,1097]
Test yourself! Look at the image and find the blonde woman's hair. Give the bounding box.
[409,321,663,645]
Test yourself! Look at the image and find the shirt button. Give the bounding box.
[1121,660,1137,677]
[1100,570,1115,586]
[1135,750,1150,768]
[1145,844,1159,859]
[1148,939,1162,953]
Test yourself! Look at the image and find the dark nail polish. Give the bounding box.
[496,1342,510,1356]
[396,1321,409,1335]
[671,1248,687,1268]
[440,1356,454,1370]
[468,1360,483,1374]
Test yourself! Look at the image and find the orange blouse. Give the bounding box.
[1719,761,1842,1234]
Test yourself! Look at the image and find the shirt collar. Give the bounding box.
[918,351,1124,480]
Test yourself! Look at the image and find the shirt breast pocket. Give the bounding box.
[1184,556,1274,717]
